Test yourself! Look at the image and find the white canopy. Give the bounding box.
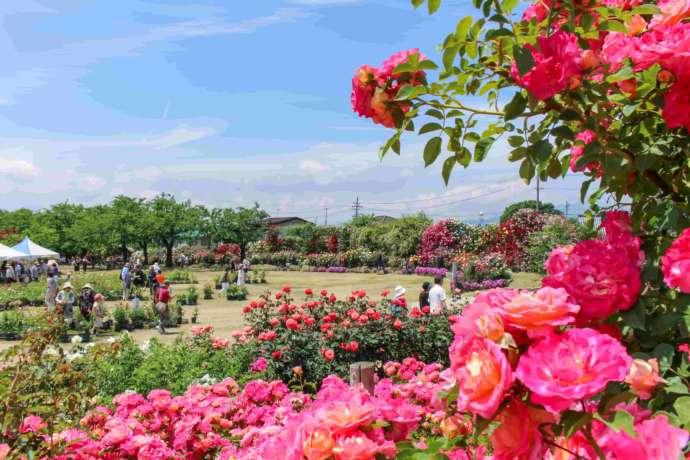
[11,237,59,259]
[0,243,28,261]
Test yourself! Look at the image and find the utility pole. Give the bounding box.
[324,207,328,226]
[352,196,362,218]
[535,176,541,212]
[565,201,569,219]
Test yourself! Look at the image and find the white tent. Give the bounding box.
[0,243,28,261]
[11,237,59,259]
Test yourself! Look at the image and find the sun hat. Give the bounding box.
[393,286,406,299]
[63,282,73,290]
[82,283,93,290]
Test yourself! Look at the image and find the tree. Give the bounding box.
[500,200,562,223]
[149,194,199,267]
[381,213,431,258]
[205,204,268,260]
[106,196,146,261]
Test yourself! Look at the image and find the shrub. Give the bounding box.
[185,287,199,305]
[166,270,197,284]
[202,283,214,300]
[226,285,248,301]
[454,252,511,283]
[241,287,460,384]
[112,304,129,331]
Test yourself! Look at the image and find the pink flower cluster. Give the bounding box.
[543,211,643,320]
[351,49,426,128]
[661,227,690,292]
[510,30,583,100]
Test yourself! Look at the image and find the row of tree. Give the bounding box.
[0,194,268,266]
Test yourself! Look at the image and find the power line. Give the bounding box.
[352,196,362,218]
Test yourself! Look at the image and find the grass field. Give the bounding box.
[0,270,542,351]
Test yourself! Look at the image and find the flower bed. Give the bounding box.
[454,278,509,292]
[414,266,447,277]
[241,286,460,384]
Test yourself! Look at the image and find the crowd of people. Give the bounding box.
[1,260,49,284]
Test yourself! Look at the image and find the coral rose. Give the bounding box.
[450,300,505,343]
[449,336,513,418]
[651,0,690,28]
[302,429,335,460]
[0,444,9,460]
[495,286,579,337]
[510,30,583,100]
[19,415,47,433]
[332,434,378,460]
[491,400,554,460]
[663,229,690,293]
[516,328,632,413]
[625,358,660,400]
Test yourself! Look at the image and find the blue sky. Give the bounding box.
[0,0,586,223]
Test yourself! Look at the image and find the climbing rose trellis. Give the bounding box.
[351,0,690,456]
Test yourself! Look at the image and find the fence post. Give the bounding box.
[349,361,375,394]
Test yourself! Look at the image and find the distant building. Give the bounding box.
[263,217,311,236]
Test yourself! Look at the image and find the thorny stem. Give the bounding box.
[583,426,606,460]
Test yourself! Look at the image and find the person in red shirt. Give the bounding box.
[155,281,173,334]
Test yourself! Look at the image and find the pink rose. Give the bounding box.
[212,337,229,349]
[662,227,690,292]
[495,286,579,337]
[625,358,660,400]
[522,0,550,21]
[569,129,601,175]
[449,336,513,418]
[516,328,632,413]
[332,434,379,460]
[543,228,642,320]
[491,400,554,460]
[651,0,690,28]
[0,444,9,460]
[510,30,583,100]
[19,415,47,434]
[663,79,690,132]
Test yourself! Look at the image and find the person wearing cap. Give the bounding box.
[391,286,406,316]
[79,284,96,321]
[155,280,173,334]
[56,282,76,325]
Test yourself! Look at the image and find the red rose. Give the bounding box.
[357,290,366,298]
[320,289,328,297]
[422,306,430,314]
[271,350,282,360]
[349,341,359,352]
[269,318,279,328]
[282,285,292,294]
[285,318,299,330]
[329,294,337,303]
[275,292,283,300]
[304,288,313,296]
[322,348,335,362]
[242,305,251,313]
[393,319,403,330]
[380,290,389,297]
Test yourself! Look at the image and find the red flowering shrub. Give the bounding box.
[491,209,546,269]
[241,288,459,383]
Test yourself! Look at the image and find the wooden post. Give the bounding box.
[349,361,375,394]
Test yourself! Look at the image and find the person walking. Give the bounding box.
[236,263,246,287]
[418,281,431,309]
[30,262,39,282]
[45,273,58,309]
[120,263,132,301]
[428,275,447,315]
[56,282,76,326]
[4,263,15,285]
[220,268,230,293]
[155,280,172,334]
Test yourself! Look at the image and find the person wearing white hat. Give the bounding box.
[45,272,58,309]
[56,282,76,325]
[393,286,406,300]
[391,286,406,316]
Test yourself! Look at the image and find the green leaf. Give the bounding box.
[502,0,519,12]
[419,122,443,134]
[601,20,627,33]
[442,157,456,185]
[632,4,661,14]
[395,84,424,100]
[674,396,690,427]
[424,137,443,166]
[442,45,459,70]
[456,16,473,42]
[411,0,424,7]
[428,0,441,14]
[666,377,689,395]
[504,92,527,121]
[621,301,646,330]
[519,159,535,183]
[594,410,636,437]
[513,46,534,76]
[551,125,575,140]
[607,66,634,83]
[426,109,444,119]
[599,391,636,414]
[561,411,593,438]
[508,135,524,147]
[418,59,439,70]
[474,136,495,162]
[652,343,675,372]
[533,140,553,162]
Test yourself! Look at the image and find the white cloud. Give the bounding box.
[299,159,330,174]
[0,158,40,177]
